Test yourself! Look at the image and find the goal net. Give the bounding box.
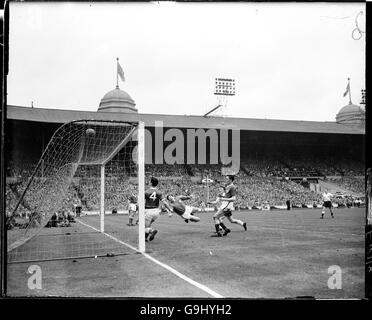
[7,120,145,263]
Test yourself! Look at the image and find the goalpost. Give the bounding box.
[137,121,145,253]
[7,120,145,263]
[95,121,145,252]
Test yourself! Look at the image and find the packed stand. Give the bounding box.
[328,176,365,195]
[145,164,188,177]
[5,158,365,223]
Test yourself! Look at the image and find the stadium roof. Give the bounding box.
[7,105,365,134]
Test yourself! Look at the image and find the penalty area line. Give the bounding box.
[76,219,223,298]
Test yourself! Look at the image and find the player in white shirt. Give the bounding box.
[321,191,334,219]
[208,176,246,236]
[127,194,138,226]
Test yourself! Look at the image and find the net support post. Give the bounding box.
[100,165,105,233]
[138,121,146,253]
[206,174,209,205]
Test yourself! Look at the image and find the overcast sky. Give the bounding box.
[7,2,366,122]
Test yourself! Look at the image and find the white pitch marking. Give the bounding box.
[77,219,223,298]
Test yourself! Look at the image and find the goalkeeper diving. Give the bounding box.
[166,194,201,223]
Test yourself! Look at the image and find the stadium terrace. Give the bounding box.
[6,98,365,207]
[5,84,365,235]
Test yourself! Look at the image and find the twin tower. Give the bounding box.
[97,84,365,127]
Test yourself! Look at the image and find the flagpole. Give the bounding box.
[116,57,119,89]
[348,77,352,104]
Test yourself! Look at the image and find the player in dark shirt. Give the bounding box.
[145,187,163,209]
[209,175,246,236]
[166,195,201,223]
[144,177,172,241]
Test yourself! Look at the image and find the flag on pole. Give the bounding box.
[343,82,350,97]
[117,61,125,82]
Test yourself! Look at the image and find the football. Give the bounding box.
[86,128,96,136]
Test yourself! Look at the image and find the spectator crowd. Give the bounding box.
[6,157,365,230]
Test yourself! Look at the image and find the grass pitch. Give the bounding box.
[7,207,365,298]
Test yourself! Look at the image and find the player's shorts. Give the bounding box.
[323,201,332,208]
[145,208,161,224]
[129,203,137,212]
[219,201,234,212]
[223,210,232,217]
[181,206,193,220]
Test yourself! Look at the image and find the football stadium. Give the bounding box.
[5,82,366,298]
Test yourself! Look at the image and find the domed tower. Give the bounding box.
[98,87,137,113]
[336,102,365,125]
[336,78,365,126]
[98,58,138,113]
